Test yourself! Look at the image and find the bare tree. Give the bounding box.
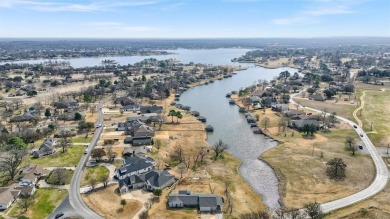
[18,196,34,212]
[155,139,162,152]
[345,137,355,150]
[90,105,97,115]
[212,139,229,160]
[261,117,270,131]
[49,168,69,185]
[0,147,28,182]
[89,176,97,191]
[171,145,186,163]
[177,163,187,178]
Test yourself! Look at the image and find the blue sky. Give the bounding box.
[0,0,389,38]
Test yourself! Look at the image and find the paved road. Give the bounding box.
[48,104,104,219]
[291,94,389,213]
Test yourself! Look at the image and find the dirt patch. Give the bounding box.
[82,185,142,219]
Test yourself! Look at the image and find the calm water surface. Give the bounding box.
[179,66,296,209]
[1,48,251,67]
[5,48,298,209]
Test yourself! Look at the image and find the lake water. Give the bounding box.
[1,48,251,67]
[5,48,298,209]
[178,65,296,209]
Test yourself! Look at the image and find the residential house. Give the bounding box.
[122,146,151,157]
[309,93,327,101]
[118,170,175,194]
[143,170,175,191]
[124,136,152,146]
[168,190,223,213]
[271,104,289,112]
[54,99,78,109]
[120,103,141,112]
[140,105,163,114]
[282,109,305,119]
[32,138,56,158]
[127,113,159,124]
[0,187,20,210]
[57,111,84,121]
[9,112,37,123]
[114,97,137,106]
[125,124,155,137]
[19,164,50,185]
[115,155,155,180]
[54,128,77,138]
[292,119,320,130]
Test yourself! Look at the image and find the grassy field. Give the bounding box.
[29,146,84,167]
[293,97,357,122]
[82,185,142,219]
[9,189,67,219]
[258,107,375,209]
[72,136,93,144]
[81,165,109,187]
[357,89,390,147]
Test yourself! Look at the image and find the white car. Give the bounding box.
[84,149,88,154]
[96,124,102,128]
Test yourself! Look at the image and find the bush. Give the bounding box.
[46,168,72,185]
[153,189,162,196]
[104,139,115,145]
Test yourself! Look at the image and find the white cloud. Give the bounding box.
[305,5,355,15]
[272,1,359,25]
[0,0,161,12]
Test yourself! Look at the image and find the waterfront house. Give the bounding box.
[168,190,223,213]
[115,155,155,180]
[118,170,175,194]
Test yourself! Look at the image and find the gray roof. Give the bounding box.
[117,156,154,176]
[33,138,55,157]
[293,119,319,128]
[118,174,144,188]
[199,195,223,208]
[168,191,223,208]
[142,170,174,188]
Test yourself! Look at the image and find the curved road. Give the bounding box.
[291,93,389,213]
[48,104,104,219]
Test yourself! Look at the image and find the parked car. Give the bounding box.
[55,212,64,218]
[96,124,102,128]
[84,149,88,154]
[358,145,363,150]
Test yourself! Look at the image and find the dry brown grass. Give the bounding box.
[293,96,357,122]
[257,57,298,69]
[147,106,265,218]
[356,88,390,147]
[259,108,375,209]
[82,185,142,219]
[325,180,390,219]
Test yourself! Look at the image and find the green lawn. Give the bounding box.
[29,146,84,167]
[72,136,93,143]
[46,169,74,185]
[81,165,109,187]
[9,189,67,219]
